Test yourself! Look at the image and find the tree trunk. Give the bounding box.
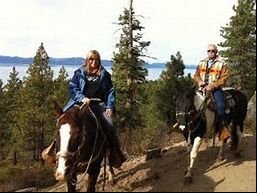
[33,146,36,160]
[13,150,17,165]
[40,126,45,165]
[33,126,37,160]
[124,127,132,153]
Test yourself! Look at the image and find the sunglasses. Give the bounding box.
[207,50,216,53]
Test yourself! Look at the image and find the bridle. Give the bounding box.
[176,96,206,133]
[176,109,196,118]
[55,110,87,162]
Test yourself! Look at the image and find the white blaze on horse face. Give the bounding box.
[56,123,71,180]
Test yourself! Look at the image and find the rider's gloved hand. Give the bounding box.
[105,108,113,118]
[199,81,206,87]
[82,97,91,105]
[205,83,216,92]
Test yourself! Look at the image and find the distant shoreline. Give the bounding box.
[0,63,196,85]
[0,62,196,69]
[0,55,196,69]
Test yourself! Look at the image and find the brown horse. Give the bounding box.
[52,101,114,192]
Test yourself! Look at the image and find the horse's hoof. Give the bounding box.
[184,175,193,184]
[234,152,242,159]
[230,144,237,151]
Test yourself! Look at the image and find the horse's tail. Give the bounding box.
[231,89,248,128]
[229,89,248,150]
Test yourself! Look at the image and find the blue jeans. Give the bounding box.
[213,89,227,124]
[90,102,121,149]
[90,102,115,131]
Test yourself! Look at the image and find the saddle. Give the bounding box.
[201,89,236,114]
[198,89,235,141]
[223,90,236,114]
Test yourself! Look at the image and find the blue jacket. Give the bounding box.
[63,66,115,112]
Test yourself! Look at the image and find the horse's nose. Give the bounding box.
[55,172,65,181]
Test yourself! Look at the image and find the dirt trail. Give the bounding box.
[40,134,256,192]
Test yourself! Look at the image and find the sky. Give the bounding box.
[0,0,238,64]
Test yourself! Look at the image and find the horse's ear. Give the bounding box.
[185,83,197,97]
[54,101,63,118]
[191,83,197,91]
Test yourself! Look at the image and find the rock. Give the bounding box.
[246,91,256,122]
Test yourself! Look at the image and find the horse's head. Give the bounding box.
[175,87,197,131]
[54,102,88,181]
[175,86,206,131]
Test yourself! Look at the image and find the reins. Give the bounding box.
[73,102,107,186]
[71,99,108,187]
[188,91,210,132]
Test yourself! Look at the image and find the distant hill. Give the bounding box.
[0,55,195,68]
[0,55,33,64]
[144,63,196,69]
[0,55,111,66]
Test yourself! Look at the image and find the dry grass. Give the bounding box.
[0,161,57,192]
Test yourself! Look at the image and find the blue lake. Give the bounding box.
[0,64,196,85]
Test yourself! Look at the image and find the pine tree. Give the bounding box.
[219,0,256,98]
[17,43,54,162]
[112,0,150,132]
[139,52,193,149]
[0,79,7,159]
[139,80,167,148]
[159,52,185,125]
[3,67,22,163]
[157,51,193,129]
[53,66,69,109]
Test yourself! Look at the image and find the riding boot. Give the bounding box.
[106,129,127,169]
[41,140,56,167]
[219,121,231,141]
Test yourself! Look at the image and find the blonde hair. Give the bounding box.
[84,50,102,75]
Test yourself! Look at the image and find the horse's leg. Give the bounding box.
[108,165,115,184]
[236,125,243,151]
[232,124,243,158]
[212,131,216,147]
[217,120,234,161]
[87,166,101,192]
[66,171,77,192]
[184,136,203,183]
[217,139,227,162]
[205,110,215,148]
